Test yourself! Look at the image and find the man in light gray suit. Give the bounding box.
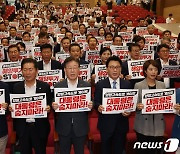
[52,57,93,154]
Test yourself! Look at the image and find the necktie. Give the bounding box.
[112,80,117,89]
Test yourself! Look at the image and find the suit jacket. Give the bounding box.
[122,60,144,88]
[15,1,26,10]
[156,58,179,88]
[37,59,62,70]
[94,77,132,134]
[13,80,51,138]
[0,81,10,137]
[54,79,90,137]
[134,79,166,136]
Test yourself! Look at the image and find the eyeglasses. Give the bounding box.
[108,66,121,70]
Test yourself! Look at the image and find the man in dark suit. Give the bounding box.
[7,27,22,41]
[61,43,89,78]
[1,44,21,93]
[15,0,26,10]
[9,58,51,154]
[38,43,62,70]
[52,57,93,154]
[0,81,9,154]
[122,43,143,88]
[94,55,132,154]
[156,44,179,88]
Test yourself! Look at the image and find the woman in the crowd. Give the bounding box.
[98,27,106,38]
[91,47,112,83]
[134,60,180,154]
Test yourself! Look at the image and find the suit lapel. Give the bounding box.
[63,79,68,88]
[107,78,111,88]
[19,81,25,94]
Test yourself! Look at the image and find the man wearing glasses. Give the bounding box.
[94,55,132,154]
[52,57,93,154]
[156,44,179,88]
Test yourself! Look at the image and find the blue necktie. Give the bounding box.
[113,81,117,89]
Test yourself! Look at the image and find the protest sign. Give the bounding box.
[128,60,145,79]
[54,87,91,112]
[118,32,134,43]
[102,89,138,114]
[55,53,69,63]
[31,47,42,62]
[136,27,148,36]
[95,65,108,83]
[142,89,176,114]
[85,50,101,64]
[111,46,129,61]
[139,50,154,60]
[160,65,180,78]
[144,35,160,46]
[56,34,65,44]
[170,38,177,50]
[169,50,180,63]
[0,89,5,115]
[79,64,91,81]
[11,93,47,118]
[0,62,23,82]
[87,28,98,36]
[37,70,62,89]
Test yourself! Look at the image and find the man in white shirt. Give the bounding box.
[52,57,93,154]
[156,44,178,88]
[94,55,132,154]
[38,43,62,70]
[166,13,175,24]
[9,58,51,154]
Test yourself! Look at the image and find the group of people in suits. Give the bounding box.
[1,42,180,154]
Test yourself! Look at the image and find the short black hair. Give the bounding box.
[0,22,5,26]
[157,44,170,53]
[113,35,123,42]
[38,32,49,39]
[9,26,17,31]
[64,56,80,68]
[22,31,31,37]
[40,43,52,52]
[1,38,9,44]
[133,35,145,44]
[100,47,112,56]
[40,25,48,30]
[105,32,113,38]
[16,42,26,49]
[138,18,145,22]
[58,20,64,24]
[120,25,127,30]
[128,43,140,52]
[7,44,20,53]
[21,58,38,70]
[143,60,160,77]
[163,30,171,36]
[106,55,122,68]
[61,37,70,44]
[65,31,73,37]
[69,43,81,52]
[98,27,106,36]
[102,20,107,24]
[87,36,98,44]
